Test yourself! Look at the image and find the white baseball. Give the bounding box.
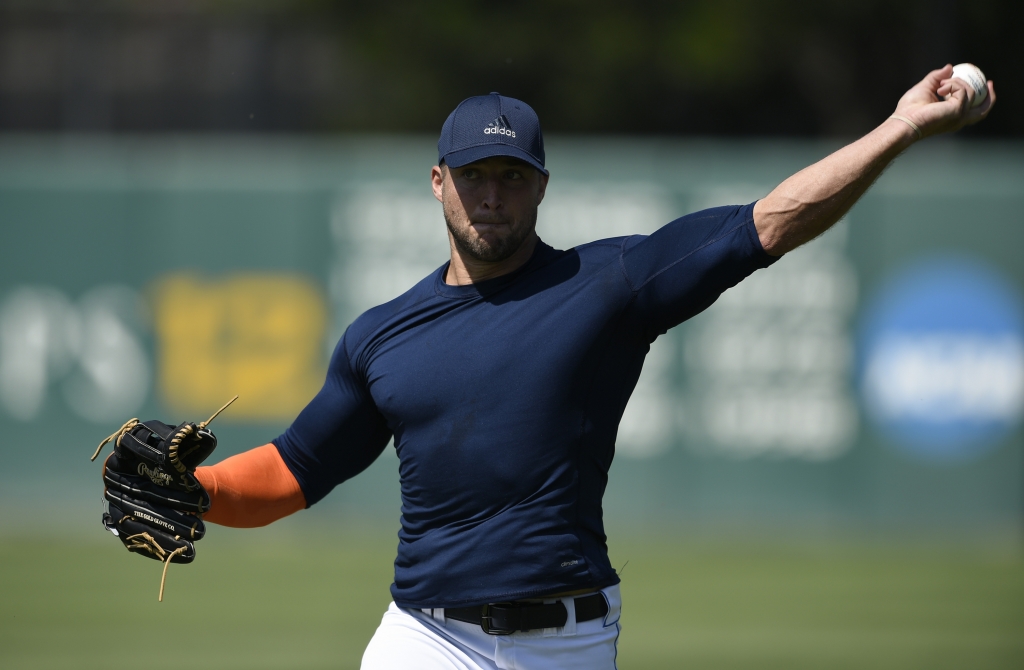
[950,63,987,108]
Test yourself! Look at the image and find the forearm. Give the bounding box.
[196,444,306,527]
[753,118,916,255]
[753,64,995,257]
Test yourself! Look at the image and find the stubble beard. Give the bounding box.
[442,196,537,264]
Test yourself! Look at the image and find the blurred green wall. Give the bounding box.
[0,135,1021,535]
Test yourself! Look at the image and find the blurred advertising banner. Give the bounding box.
[0,135,1021,531]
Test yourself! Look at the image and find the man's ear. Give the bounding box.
[431,164,446,203]
[536,171,549,205]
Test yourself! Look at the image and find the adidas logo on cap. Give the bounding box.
[484,115,516,138]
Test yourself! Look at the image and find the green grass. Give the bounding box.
[2,527,1023,669]
[613,537,1024,669]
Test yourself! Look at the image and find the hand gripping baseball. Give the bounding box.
[891,64,996,140]
[91,395,237,601]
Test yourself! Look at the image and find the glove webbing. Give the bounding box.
[90,395,238,464]
[167,395,237,473]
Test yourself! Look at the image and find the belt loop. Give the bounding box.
[560,596,577,636]
[432,607,446,625]
[541,599,557,637]
[541,596,577,637]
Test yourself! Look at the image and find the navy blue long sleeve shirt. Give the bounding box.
[274,202,776,608]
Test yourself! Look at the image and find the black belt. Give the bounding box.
[444,592,608,635]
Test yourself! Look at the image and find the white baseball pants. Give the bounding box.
[361,584,621,669]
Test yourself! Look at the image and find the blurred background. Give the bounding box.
[1,1,1022,668]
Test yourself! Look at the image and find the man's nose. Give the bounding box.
[479,177,502,209]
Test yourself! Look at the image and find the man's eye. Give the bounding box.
[504,171,523,180]
[462,169,479,179]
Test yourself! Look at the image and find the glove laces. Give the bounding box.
[90,395,238,464]
[122,531,188,601]
[91,418,139,461]
[168,395,238,473]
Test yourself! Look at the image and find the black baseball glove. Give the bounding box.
[91,397,236,600]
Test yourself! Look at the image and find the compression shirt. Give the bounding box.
[274,202,777,608]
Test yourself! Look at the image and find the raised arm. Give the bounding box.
[753,65,996,256]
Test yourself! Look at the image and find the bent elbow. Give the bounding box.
[757,227,787,257]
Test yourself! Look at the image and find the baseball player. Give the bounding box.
[97,66,993,668]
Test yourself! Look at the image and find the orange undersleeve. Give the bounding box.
[196,444,306,528]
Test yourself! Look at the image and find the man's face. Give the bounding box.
[432,156,548,263]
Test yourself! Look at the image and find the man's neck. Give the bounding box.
[444,234,539,286]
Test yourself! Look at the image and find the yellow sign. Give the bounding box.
[152,274,327,421]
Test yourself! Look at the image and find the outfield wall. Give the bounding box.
[1,135,1021,533]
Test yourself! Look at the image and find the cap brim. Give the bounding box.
[442,144,548,176]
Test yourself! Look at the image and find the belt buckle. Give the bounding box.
[480,603,514,636]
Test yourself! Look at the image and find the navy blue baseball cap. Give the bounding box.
[438,92,547,175]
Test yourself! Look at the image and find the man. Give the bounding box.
[190,66,992,668]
